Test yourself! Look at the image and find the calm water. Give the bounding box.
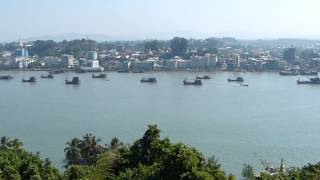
[1,71,320,176]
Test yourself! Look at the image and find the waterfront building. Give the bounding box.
[279,60,289,70]
[164,56,184,70]
[264,60,279,70]
[89,60,100,68]
[42,56,62,68]
[87,51,98,60]
[190,54,217,69]
[118,61,130,72]
[14,48,28,58]
[13,39,32,69]
[176,59,190,70]
[283,47,296,63]
[132,60,155,72]
[62,55,75,68]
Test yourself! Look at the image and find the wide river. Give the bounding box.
[1,71,320,177]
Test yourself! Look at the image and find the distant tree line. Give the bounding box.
[0,37,234,60]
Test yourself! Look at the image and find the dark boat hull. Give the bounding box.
[196,76,211,80]
[228,79,244,82]
[280,72,299,76]
[65,82,79,85]
[297,81,320,85]
[92,74,107,79]
[183,80,202,85]
[41,75,54,79]
[22,80,36,83]
[141,80,157,83]
[0,76,13,80]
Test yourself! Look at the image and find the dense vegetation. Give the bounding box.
[0,136,61,179]
[2,125,320,179]
[63,125,234,179]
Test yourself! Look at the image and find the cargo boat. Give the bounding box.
[65,77,80,85]
[297,77,320,84]
[92,73,107,79]
[183,79,202,85]
[140,77,157,83]
[0,75,13,80]
[196,75,211,80]
[22,77,36,83]
[228,77,244,82]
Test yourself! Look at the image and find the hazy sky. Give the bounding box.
[1,0,320,41]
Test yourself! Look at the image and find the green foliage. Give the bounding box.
[29,39,97,59]
[64,133,104,167]
[9,125,320,180]
[171,37,188,57]
[92,150,119,180]
[60,39,97,58]
[144,40,162,52]
[107,137,124,150]
[63,165,93,180]
[30,40,58,57]
[0,136,61,180]
[242,164,255,180]
[114,124,227,179]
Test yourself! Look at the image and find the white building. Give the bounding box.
[90,60,100,68]
[62,55,75,68]
[87,51,98,60]
[176,59,190,69]
[190,54,217,69]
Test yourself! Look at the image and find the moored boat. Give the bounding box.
[299,70,318,76]
[228,77,244,82]
[196,75,211,80]
[140,77,157,83]
[92,73,107,79]
[183,79,202,85]
[22,77,36,83]
[65,77,80,85]
[0,75,13,80]
[49,70,64,74]
[279,70,299,76]
[297,77,320,84]
[132,70,144,73]
[40,74,54,79]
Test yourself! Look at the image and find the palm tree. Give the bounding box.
[8,138,23,149]
[108,137,123,150]
[0,136,10,149]
[80,133,103,165]
[64,138,82,166]
[92,151,119,179]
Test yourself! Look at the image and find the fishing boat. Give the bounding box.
[297,77,320,84]
[279,70,299,76]
[196,75,211,80]
[140,77,157,83]
[299,70,318,76]
[22,77,36,83]
[0,75,13,80]
[183,79,202,85]
[40,74,54,79]
[240,84,249,87]
[92,73,107,79]
[132,70,144,73]
[49,70,64,74]
[228,77,244,82]
[65,77,80,85]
